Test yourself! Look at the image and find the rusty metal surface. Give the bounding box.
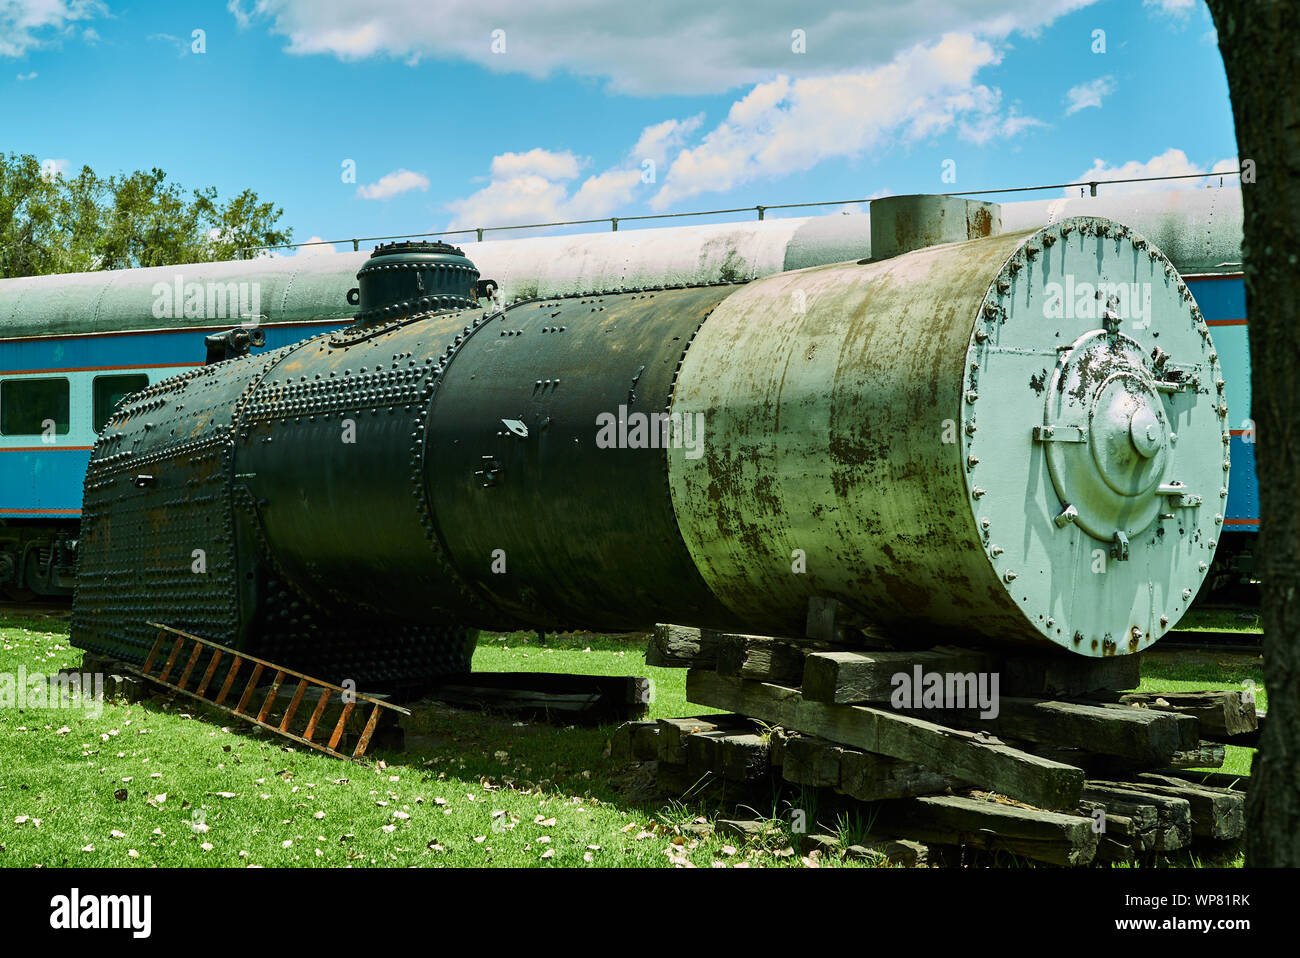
[869,195,1001,259]
[666,219,1224,654]
[667,230,1028,643]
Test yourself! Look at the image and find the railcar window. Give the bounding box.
[93,374,149,432]
[0,378,70,436]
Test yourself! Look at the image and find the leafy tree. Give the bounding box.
[0,153,291,277]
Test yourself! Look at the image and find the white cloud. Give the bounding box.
[444,148,642,231]
[1143,0,1197,18]
[40,158,70,180]
[489,149,583,182]
[292,236,344,255]
[1071,148,1239,195]
[149,33,194,58]
[631,115,705,168]
[228,0,1100,96]
[0,0,105,58]
[1064,75,1116,114]
[227,0,253,29]
[443,33,1048,224]
[356,168,431,200]
[16,71,37,80]
[648,34,1042,210]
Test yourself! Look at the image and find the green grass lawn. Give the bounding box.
[0,616,805,869]
[0,612,1262,868]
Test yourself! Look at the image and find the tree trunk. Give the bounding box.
[1205,0,1300,866]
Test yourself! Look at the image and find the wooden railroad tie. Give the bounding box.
[628,623,1255,866]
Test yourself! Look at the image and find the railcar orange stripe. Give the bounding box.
[1205,319,1248,326]
[0,446,95,452]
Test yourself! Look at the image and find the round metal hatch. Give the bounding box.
[961,216,1227,655]
[1042,331,1170,540]
[353,241,480,325]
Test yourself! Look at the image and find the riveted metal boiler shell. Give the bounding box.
[234,312,499,626]
[424,287,743,632]
[665,218,1225,655]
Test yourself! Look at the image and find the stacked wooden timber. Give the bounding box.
[615,624,1256,866]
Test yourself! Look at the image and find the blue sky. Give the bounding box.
[1,0,1237,254]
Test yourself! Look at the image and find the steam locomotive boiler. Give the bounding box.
[70,196,1228,692]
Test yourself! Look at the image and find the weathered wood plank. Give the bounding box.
[1082,783,1191,850]
[782,736,844,787]
[1082,702,1201,749]
[801,648,991,704]
[686,670,1084,811]
[838,748,955,801]
[845,838,930,867]
[873,794,1098,866]
[685,729,732,778]
[1166,743,1226,769]
[656,714,747,765]
[717,732,771,783]
[716,635,806,684]
[1098,690,1258,739]
[1078,800,1157,850]
[1125,773,1247,840]
[802,647,1139,705]
[941,698,1192,764]
[1153,768,1250,793]
[646,624,722,669]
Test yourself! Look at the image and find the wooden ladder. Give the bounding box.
[139,622,410,761]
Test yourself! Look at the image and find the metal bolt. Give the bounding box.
[1003,570,1017,582]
